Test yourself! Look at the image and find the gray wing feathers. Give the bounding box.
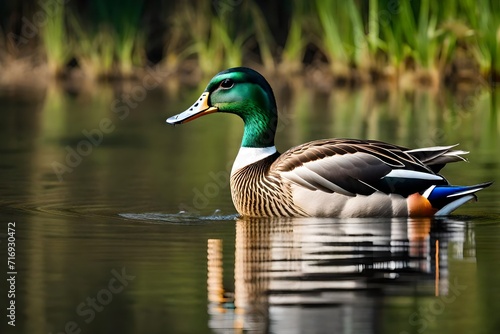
[272,139,462,196]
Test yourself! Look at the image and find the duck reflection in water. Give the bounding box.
[207,217,474,333]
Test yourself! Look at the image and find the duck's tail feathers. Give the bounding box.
[422,181,493,216]
[406,145,469,173]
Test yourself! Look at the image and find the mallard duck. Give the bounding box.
[166,67,492,218]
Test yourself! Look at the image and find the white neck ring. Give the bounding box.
[231,146,277,175]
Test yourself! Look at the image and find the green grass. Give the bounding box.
[37,0,145,79]
[171,1,223,77]
[313,0,374,73]
[314,0,349,73]
[280,14,304,72]
[249,2,275,72]
[171,1,252,77]
[213,18,246,69]
[91,0,145,76]
[113,1,144,74]
[2,0,500,83]
[40,1,70,76]
[69,14,115,78]
[470,0,500,76]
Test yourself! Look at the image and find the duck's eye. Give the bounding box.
[220,79,234,89]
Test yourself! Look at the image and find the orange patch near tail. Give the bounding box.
[407,193,437,217]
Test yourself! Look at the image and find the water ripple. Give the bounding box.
[119,210,239,224]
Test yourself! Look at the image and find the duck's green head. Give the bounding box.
[166,67,278,147]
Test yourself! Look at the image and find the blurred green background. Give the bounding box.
[1,0,500,85]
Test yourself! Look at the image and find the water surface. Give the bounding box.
[0,81,499,334]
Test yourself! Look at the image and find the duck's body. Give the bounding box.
[167,67,492,218]
[230,140,488,218]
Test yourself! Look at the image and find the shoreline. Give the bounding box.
[0,57,492,93]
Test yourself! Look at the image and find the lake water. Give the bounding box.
[0,79,499,334]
